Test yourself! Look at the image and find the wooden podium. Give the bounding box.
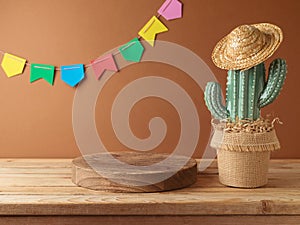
[72,152,197,192]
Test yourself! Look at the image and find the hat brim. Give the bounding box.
[212,23,283,70]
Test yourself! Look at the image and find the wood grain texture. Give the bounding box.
[1,216,300,225]
[71,152,197,192]
[0,158,299,220]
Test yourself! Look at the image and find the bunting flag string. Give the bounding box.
[0,0,183,87]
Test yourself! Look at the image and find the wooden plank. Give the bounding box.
[0,186,98,195]
[0,159,72,168]
[0,168,71,174]
[0,216,300,225]
[1,173,298,188]
[1,158,299,174]
[0,172,70,178]
[0,177,74,187]
[0,186,298,195]
[0,159,73,163]
[0,158,298,167]
[0,191,299,215]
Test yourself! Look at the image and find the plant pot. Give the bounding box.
[217,149,270,188]
[211,127,280,188]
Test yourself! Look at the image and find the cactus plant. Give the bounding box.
[205,58,287,121]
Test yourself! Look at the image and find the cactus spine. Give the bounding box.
[204,58,287,121]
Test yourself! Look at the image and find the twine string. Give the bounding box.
[211,116,283,134]
[33,65,53,70]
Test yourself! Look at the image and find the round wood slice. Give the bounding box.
[72,152,197,193]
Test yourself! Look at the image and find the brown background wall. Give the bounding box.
[0,0,299,158]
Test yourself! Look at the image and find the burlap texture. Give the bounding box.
[211,128,280,152]
[217,150,270,188]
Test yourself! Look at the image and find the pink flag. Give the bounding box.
[158,0,182,21]
[91,53,118,80]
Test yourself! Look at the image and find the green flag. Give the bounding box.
[30,63,55,85]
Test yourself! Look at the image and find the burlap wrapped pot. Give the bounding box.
[211,124,280,188]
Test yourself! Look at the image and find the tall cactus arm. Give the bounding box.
[226,70,239,121]
[204,82,228,120]
[244,63,265,120]
[259,58,287,108]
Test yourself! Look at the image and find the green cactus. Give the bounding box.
[204,58,287,121]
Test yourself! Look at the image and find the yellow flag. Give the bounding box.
[1,53,26,77]
[138,16,168,46]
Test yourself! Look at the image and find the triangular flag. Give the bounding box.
[91,53,118,80]
[119,38,144,62]
[158,0,182,20]
[61,64,84,87]
[30,63,55,85]
[1,53,26,77]
[138,16,168,46]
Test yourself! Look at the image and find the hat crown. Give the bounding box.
[212,23,283,70]
[225,25,265,60]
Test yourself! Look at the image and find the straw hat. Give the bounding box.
[212,23,283,70]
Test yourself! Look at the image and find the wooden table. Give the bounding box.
[0,159,299,225]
